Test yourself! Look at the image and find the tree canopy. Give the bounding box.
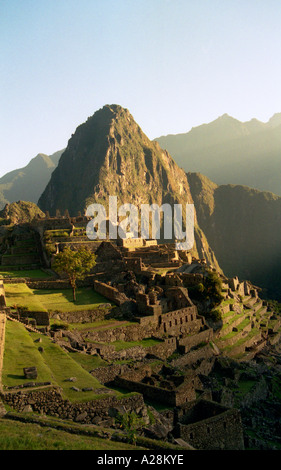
[52,246,96,301]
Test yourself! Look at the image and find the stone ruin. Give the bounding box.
[1,213,279,450]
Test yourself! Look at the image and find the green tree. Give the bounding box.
[204,271,223,308]
[115,411,144,445]
[52,246,96,301]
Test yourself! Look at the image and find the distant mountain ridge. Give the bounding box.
[0,150,64,209]
[155,113,281,196]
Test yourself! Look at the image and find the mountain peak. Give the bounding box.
[38,104,189,215]
[219,113,231,119]
[268,112,281,128]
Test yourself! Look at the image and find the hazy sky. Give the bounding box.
[1,0,281,175]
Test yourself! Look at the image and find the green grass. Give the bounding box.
[220,299,236,306]
[28,332,112,402]
[50,319,134,332]
[2,320,115,402]
[68,351,107,371]
[235,380,255,398]
[221,317,251,340]
[222,327,261,353]
[0,269,51,279]
[0,418,144,450]
[32,287,112,312]
[4,284,112,313]
[5,283,47,312]
[2,321,53,387]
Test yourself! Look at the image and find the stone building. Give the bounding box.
[174,399,244,450]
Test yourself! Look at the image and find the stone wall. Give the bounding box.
[119,238,145,250]
[32,218,73,232]
[159,306,203,336]
[24,311,50,326]
[178,328,214,354]
[114,377,196,406]
[1,254,40,266]
[58,241,100,252]
[0,280,6,308]
[27,277,95,290]
[2,387,145,423]
[2,278,27,283]
[171,344,215,368]
[174,400,244,450]
[50,308,109,324]
[84,322,153,344]
[165,273,204,287]
[91,364,129,385]
[124,257,143,273]
[94,281,128,306]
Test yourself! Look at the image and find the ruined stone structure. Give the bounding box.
[174,399,244,450]
[0,211,280,450]
[114,364,197,406]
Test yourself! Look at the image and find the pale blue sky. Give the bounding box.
[1,0,281,175]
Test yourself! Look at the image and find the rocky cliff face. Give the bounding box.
[187,172,281,300]
[38,105,220,270]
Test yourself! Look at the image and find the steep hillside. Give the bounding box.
[0,201,45,225]
[38,104,220,269]
[187,172,281,301]
[0,150,64,209]
[155,113,281,196]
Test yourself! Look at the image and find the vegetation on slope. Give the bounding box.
[0,200,45,224]
[187,172,281,301]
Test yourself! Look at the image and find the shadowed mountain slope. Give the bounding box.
[187,172,281,300]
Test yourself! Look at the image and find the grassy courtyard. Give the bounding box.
[4,284,111,313]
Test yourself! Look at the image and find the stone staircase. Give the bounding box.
[6,315,45,335]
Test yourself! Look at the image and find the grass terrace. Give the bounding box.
[4,284,112,313]
[0,418,146,450]
[33,287,112,312]
[102,338,162,351]
[5,283,47,312]
[68,351,107,371]
[2,320,117,402]
[0,268,52,279]
[50,319,135,331]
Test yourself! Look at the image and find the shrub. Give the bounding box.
[115,412,144,445]
[208,309,222,322]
